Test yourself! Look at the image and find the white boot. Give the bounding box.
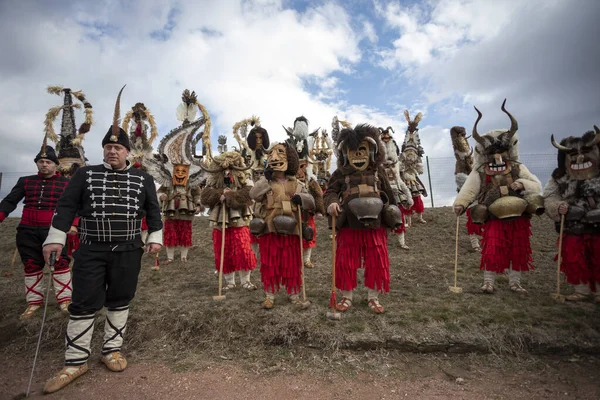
[565,283,591,301]
[21,272,45,319]
[397,232,409,250]
[65,313,96,366]
[303,247,314,268]
[417,213,426,224]
[102,306,129,372]
[165,246,176,263]
[52,269,72,314]
[180,246,189,262]
[223,272,236,290]
[469,234,481,252]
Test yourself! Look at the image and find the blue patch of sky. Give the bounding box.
[150,6,181,41]
[77,21,120,41]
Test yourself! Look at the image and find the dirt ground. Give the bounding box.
[3,353,600,399]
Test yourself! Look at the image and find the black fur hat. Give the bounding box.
[34,145,59,165]
[102,126,131,151]
[248,126,270,151]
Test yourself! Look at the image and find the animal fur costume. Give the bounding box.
[200,151,257,290]
[233,116,270,183]
[145,90,209,263]
[380,126,413,250]
[286,116,325,269]
[399,110,427,225]
[309,127,334,191]
[324,124,401,314]
[543,126,600,302]
[122,102,159,243]
[249,140,315,309]
[450,126,483,252]
[453,100,543,294]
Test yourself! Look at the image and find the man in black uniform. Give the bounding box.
[0,144,72,319]
[42,87,163,394]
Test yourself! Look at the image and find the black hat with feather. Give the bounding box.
[101,85,131,151]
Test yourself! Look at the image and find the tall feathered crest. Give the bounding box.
[44,85,93,151]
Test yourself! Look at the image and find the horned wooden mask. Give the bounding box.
[172,164,190,186]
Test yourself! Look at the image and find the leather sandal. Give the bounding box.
[241,281,257,291]
[336,297,352,312]
[181,257,187,263]
[304,261,315,269]
[262,298,274,309]
[59,301,70,316]
[367,298,385,314]
[565,292,591,302]
[509,282,528,295]
[20,304,41,320]
[102,351,128,372]
[480,282,495,294]
[44,364,89,394]
[164,259,174,265]
[222,283,236,291]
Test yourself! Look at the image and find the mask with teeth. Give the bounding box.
[551,126,600,181]
[297,159,308,182]
[172,164,190,186]
[267,143,289,172]
[346,140,371,171]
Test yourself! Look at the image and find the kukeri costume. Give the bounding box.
[200,151,257,290]
[324,124,402,314]
[379,126,413,250]
[453,101,543,294]
[543,126,600,302]
[309,127,334,192]
[285,116,325,269]
[43,86,163,394]
[145,90,209,263]
[249,140,315,309]
[122,101,159,243]
[450,126,483,252]
[399,110,427,225]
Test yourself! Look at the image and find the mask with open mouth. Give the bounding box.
[551,126,600,181]
[172,164,190,186]
[346,140,371,171]
[267,143,288,172]
[297,160,308,182]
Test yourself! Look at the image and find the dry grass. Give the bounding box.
[1,207,599,372]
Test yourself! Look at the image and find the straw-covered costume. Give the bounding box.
[285,116,325,269]
[380,126,413,249]
[324,124,402,314]
[543,126,600,302]
[145,90,209,263]
[309,124,335,192]
[450,126,483,252]
[399,110,427,225]
[453,100,543,294]
[43,86,163,394]
[200,151,257,290]
[249,139,315,309]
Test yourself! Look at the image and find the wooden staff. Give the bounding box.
[213,203,227,301]
[449,215,463,294]
[326,215,341,320]
[552,214,566,302]
[297,206,310,308]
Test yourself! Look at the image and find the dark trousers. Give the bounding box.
[16,226,70,273]
[69,247,143,315]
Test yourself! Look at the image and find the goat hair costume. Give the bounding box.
[324,124,401,300]
[249,141,315,298]
[453,101,543,281]
[399,110,427,216]
[200,151,257,277]
[543,127,600,294]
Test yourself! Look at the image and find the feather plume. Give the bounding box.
[47,85,64,95]
[112,85,126,139]
[403,110,410,123]
[414,112,423,125]
[40,132,48,156]
[121,110,133,133]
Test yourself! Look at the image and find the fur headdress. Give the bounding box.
[335,124,384,169]
[471,99,520,169]
[550,126,600,180]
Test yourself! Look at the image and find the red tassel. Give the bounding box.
[329,290,337,309]
[135,123,142,137]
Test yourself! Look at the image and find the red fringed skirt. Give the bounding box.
[335,227,390,293]
[302,215,317,249]
[164,219,193,247]
[393,210,407,234]
[212,227,257,274]
[409,195,425,214]
[480,217,533,273]
[258,233,302,295]
[465,208,484,236]
[556,234,600,285]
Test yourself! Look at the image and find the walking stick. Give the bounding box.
[449,215,463,294]
[213,202,227,301]
[297,206,311,309]
[25,251,56,398]
[552,214,566,302]
[326,214,341,320]
[3,247,17,277]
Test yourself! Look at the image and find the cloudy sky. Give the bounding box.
[1,0,599,206]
